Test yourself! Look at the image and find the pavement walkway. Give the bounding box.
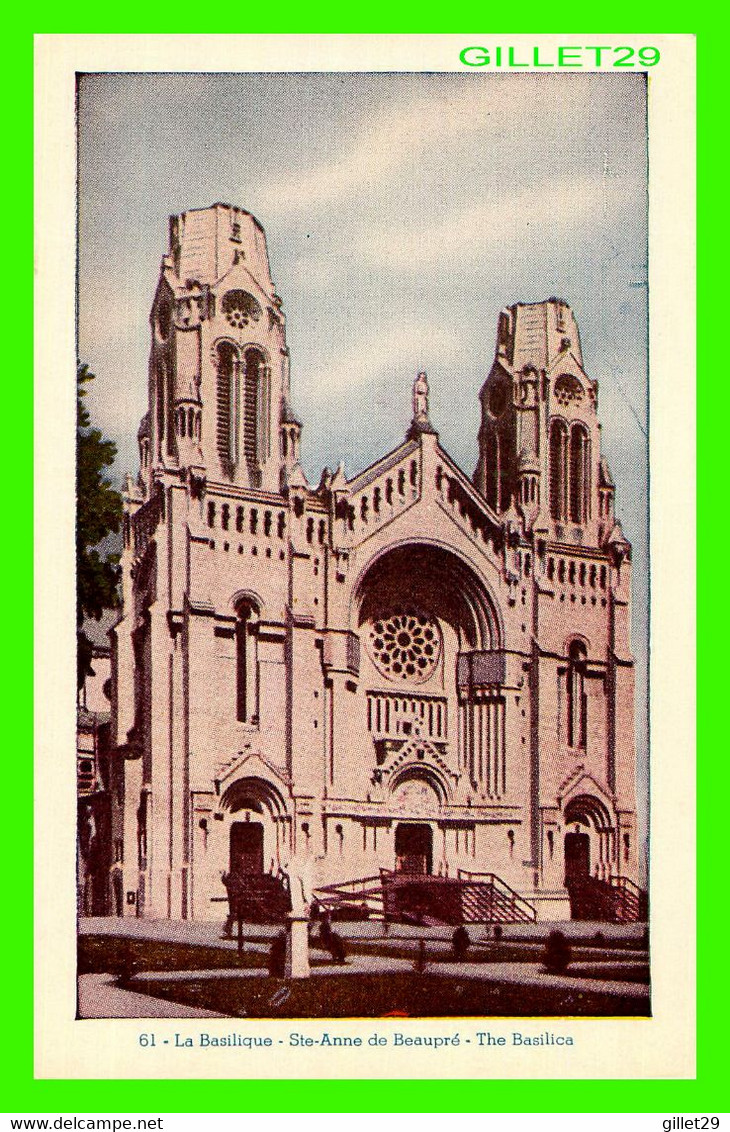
[80,916,647,945]
[78,973,226,1018]
[125,955,648,1001]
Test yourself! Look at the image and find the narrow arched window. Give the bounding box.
[549,419,568,520]
[216,343,237,466]
[567,640,587,749]
[243,347,266,467]
[235,602,259,724]
[155,361,166,457]
[570,424,590,524]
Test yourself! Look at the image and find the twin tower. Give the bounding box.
[141,202,301,498]
[138,201,621,555]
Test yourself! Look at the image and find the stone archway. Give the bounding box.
[219,776,289,876]
[563,793,615,882]
[354,542,506,802]
[354,541,503,654]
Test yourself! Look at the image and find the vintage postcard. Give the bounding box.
[35,34,695,1079]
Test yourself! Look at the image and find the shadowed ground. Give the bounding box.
[77,918,649,1019]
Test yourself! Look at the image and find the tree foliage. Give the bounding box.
[77,363,123,686]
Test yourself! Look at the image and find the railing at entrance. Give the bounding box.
[566,874,648,922]
[457,870,538,923]
[313,870,537,925]
[313,875,386,919]
[220,872,290,925]
[608,875,648,921]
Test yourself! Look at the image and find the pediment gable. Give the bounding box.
[335,432,503,561]
[548,350,591,384]
[213,261,273,308]
[370,735,458,806]
[557,765,614,809]
[215,750,291,796]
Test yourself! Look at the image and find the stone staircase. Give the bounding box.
[566,875,648,922]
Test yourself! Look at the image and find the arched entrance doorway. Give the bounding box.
[395,823,433,875]
[563,794,616,920]
[217,775,290,924]
[219,775,289,878]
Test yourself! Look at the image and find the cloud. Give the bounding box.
[254,75,644,225]
[255,82,560,217]
[297,318,461,399]
[347,173,632,271]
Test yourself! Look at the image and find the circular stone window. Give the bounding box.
[368,608,442,683]
[221,289,262,329]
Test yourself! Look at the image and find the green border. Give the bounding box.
[21,12,711,1115]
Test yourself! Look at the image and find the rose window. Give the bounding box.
[368,609,441,683]
[222,289,262,329]
[554,374,584,407]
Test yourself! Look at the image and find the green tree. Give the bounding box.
[77,363,123,688]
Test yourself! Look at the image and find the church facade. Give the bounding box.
[110,202,639,921]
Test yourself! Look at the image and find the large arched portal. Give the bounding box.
[355,542,502,654]
[355,543,506,813]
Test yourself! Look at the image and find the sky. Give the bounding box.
[77,71,649,844]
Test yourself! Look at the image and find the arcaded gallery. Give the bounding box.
[108,203,642,925]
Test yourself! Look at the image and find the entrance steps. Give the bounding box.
[314,869,537,925]
[566,875,648,922]
[226,873,290,924]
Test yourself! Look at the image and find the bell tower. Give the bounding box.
[142,203,300,495]
[474,298,609,549]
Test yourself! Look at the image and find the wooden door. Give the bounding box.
[395,823,433,875]
[564,831,590,885]
[230,821,264,876]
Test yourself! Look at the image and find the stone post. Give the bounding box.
[285,913,311,978]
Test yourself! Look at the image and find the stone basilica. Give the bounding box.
[109,203,640,923]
